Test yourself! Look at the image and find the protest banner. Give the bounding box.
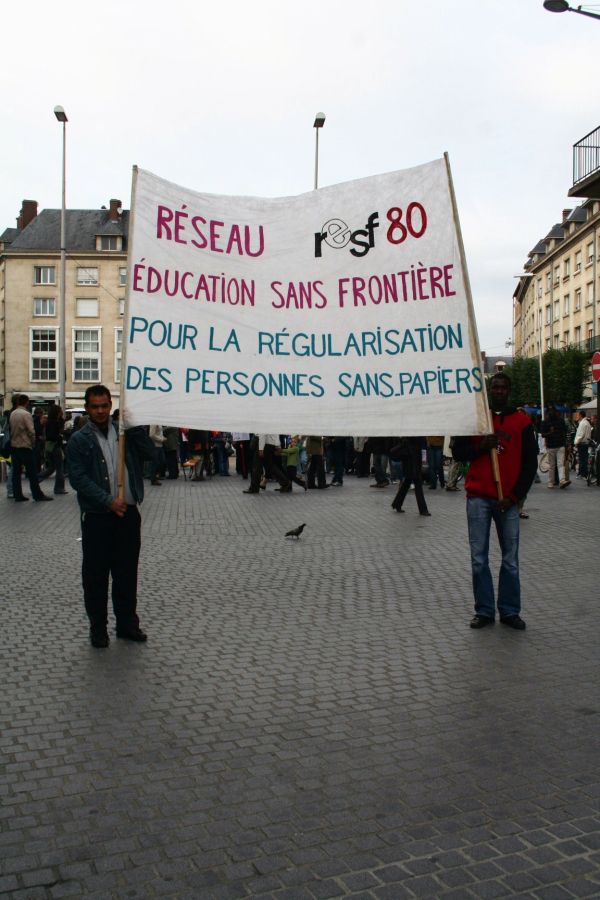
[121,156,490,438]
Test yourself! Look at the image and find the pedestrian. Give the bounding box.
[329,435,346,486]
[353,437,370,478]
[66,384,156,648]
[213,431,232,476]
[280,437,307,490]
[539,403,569,488]
[426,436,445,489]
[149,424,166,484]
[38,404,68,494]
[574,410,592,479]
[451,372,538,630]
[305,435,329,489]
[367,436,391,487]
[243,435,291,494]
[33,407,46,472]
[9,395,53,502]
[233,432,251,479]
[2,395,19,499]
[390,437,430,516]
[163,426,180,478]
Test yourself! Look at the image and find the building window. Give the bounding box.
[564,258,570,279]
[73,328,101,382]
[554,265,560,285]
[587,242,594,264]
[587,282,594,306]
[563,330,570,346]
[545,305,551,324]
[575,250,582,272]
[546,338,551,351]
[118,299,125,316]
[564,294,570,315]
[119,267,126,286]
[33,298,56,316]
[30,328,58,381]
[76,298,99,317]
[34,266,55,285]
[115,328,123,383]
[575,326,581,343]
[575,288,582,310]
[537,279,542,297]
[76,267,99,285]
[554,334,559,349]
[588,324,594,340]
[546,271,552,291]
[554,299,560,320]
[100,236,119,251]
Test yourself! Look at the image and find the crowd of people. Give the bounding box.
[1,375,597,645]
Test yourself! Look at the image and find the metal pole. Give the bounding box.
[539,311,545,417]
[59,120,66,411]
[314,127,319,190]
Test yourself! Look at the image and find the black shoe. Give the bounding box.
[15,496,30,502]
[116,627,148,642]
[90,630,109,648]
[420,511,432,516]
[500,614,526,630]
[319,484,331,489]
[34,495,53,501]
[54,490,69,495]
[470,614,494,629]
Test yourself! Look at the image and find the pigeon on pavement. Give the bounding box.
[285,523,306,539]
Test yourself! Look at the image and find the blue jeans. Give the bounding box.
[427,445,444,487]
[467,497,521,619]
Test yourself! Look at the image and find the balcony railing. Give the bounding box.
[573,126,600,186]
[571,334,600,353]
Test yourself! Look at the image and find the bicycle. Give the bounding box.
[587,441,598,486]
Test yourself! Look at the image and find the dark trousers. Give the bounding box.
[39,445,65,493]
[165,449,179,479]
[11,447,45,500]
[236,441,251,478]
[249,444,289,490]
[355,448,370,477]
[330,444,345,484]
[578,443,589,477]
[427,445,445,488]
[150,446,165,482]
[307,453,327,488]
[81,505,141,634]
[392,474,428,514]
[285,464,306,489]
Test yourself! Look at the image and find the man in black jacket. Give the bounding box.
[539,404,569,489]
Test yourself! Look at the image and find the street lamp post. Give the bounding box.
[54,105,68,411]
[313,112,326,190]
[543,1,600,20]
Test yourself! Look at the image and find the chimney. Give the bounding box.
[109,199,122,221]
[17,200,38,230]
[562,209,572,222]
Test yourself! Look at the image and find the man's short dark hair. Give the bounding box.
[16,394,29,406]
[490,372,512,388]
[84,384,111,405]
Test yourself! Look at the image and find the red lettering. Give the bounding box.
[444,264,456,296]
[244,225,264,257]
[157,206,173,240]
[226,224,243,255]
[210,221,224,253]
[352,277,366,306]
[270,282,285,308]
[386,208,407,244]
[191,216,207,249]
[175,211,188,244]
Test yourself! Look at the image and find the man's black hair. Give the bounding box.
[490,371,512,389]
[16,394,29,406]
[84,384,112,405]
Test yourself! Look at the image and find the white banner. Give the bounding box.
[122,160,488,435]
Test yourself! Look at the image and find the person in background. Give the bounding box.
[213,431,232,476]
[9,395,53,502]
[426,436,445,489]
[367,436,391,488]
[305,436,329,490]
[233,433,252,479]
[2,394,20,499]
[353,437,370,478]
[243,435,291,494]
[574,410,592,479]
[539,404,569,489]
[38,404,68,494]
[280,436,307,491]
[163,427,180,479]
[390,437,430,516]
[33,407,46,472]
[149,424,166,485]
[329,436,346,486]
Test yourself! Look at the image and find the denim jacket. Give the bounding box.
[66,421,155,513]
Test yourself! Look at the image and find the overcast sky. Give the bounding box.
[2,0,599,353]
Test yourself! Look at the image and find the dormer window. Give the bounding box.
[96,235,122,251]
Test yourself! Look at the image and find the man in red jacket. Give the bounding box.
[451,373,538,630]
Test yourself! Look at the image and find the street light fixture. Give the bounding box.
[313,112,325,190]
[543,1,600,20]
[54,105,68,411]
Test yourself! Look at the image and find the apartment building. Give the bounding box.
[0,199,128,409]
[513,126,600,367]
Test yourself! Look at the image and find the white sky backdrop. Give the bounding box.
[2,0,599,356]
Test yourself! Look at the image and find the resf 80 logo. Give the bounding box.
[314,203,427,258]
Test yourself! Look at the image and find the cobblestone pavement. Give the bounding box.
[1,469,600,900]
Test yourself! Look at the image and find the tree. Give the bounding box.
[502,346,588,412]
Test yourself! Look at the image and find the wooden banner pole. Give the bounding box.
[117,165,138,501]
[443,152,502,500]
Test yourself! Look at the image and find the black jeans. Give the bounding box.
[392,474,428,514]
[39,445,65,493]
[150,446,166,482]
[11,447,45,500]
[307,453,327,488]
[165,449,179,479]
[81,505,142,634]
